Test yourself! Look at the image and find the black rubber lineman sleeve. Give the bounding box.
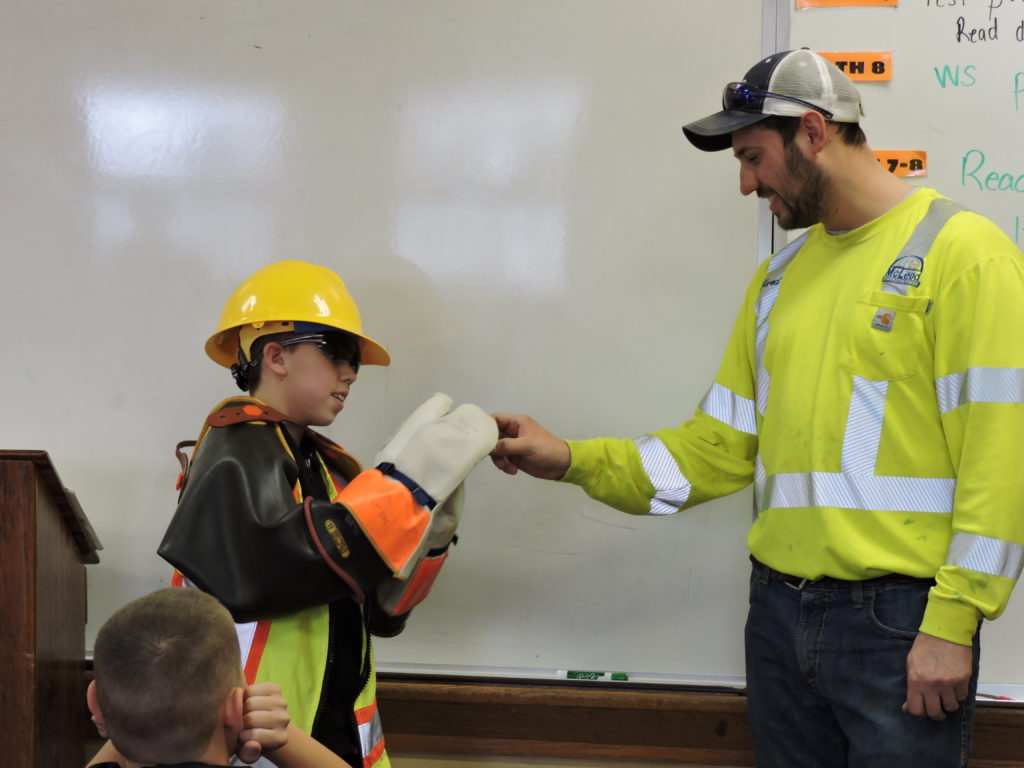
[158,420,389,622]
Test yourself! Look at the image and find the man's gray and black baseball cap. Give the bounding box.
[683,49,863,152]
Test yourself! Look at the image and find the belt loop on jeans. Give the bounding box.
[851,579,864,608]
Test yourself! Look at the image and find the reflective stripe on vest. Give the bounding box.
[633,434,692,515]
[239,619,272,685]
[173,574,273,687]
[356,699,387,767]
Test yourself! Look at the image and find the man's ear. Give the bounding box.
[798,110,829,155]
[86,680,109,738]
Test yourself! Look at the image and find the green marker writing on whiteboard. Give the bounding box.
[561,670,629,681]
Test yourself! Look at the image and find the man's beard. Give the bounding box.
[772,141,831,230]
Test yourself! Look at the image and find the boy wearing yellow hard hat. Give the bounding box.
[159,260,497,768]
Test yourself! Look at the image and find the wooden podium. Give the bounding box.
[0,450,102,768]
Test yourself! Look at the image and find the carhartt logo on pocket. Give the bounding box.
[872,308,896,332]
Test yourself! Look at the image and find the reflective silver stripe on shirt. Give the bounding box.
[936,367,1024,414]
[762,472,955,514]
[881,197,965,296]
[841,377,889,475]
[359,708,384,759]
[753,453,767,521]
[634,434,691,515]
[699,382,757,436]
[760,371,955,514]
[947,532,1024,580]
[758,372,955,515]
[754,233,808,416]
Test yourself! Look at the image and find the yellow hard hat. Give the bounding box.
[206,260,390,368]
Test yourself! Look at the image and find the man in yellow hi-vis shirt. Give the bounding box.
[491,49,1024,768]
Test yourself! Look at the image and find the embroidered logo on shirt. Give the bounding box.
[872,308,896,332]
[883,255,923,287]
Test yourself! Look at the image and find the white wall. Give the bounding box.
[1,0,762,683]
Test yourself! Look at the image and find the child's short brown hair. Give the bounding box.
[92,588,241,764]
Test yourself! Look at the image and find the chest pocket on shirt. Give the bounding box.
[839,290,932,381]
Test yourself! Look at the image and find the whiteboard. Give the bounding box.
[1,0,766,684]
[791,0,1024,686]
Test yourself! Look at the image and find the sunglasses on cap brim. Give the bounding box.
[723,82,834,120]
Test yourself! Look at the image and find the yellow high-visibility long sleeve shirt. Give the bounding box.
[563,188,1024,646]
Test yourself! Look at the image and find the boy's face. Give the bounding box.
[277,342,358,427]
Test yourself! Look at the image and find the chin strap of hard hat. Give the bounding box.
[231,349,256,391]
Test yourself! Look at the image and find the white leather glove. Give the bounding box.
[374,392,496,513]
[374,392,454,465]
[422,480,463,551]
[368,397,495,577]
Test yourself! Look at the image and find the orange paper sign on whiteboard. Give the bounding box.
[818,52,893,81]
[797,0,897,7]
[873,150,927,177]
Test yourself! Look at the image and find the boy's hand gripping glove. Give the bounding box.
[306,392,497,590]
[375,482,464,618]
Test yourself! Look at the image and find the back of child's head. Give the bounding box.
[92,588,241,764]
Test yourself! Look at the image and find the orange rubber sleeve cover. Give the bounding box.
[337,469,431,573]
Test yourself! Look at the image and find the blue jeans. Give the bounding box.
[745,564,981,768]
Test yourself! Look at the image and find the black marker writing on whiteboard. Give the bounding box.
[956,15,998,43]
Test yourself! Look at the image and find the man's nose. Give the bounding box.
[739,166,758,197]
